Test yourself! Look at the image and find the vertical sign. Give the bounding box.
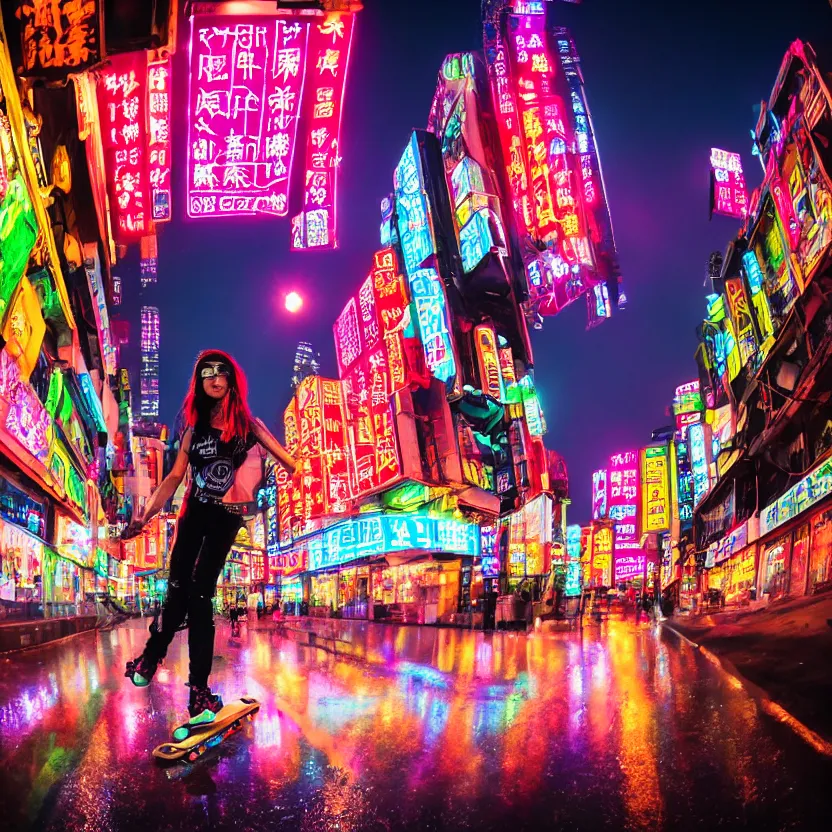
[292,13,356,250]
[641,445,670,533]
[608,450,640,551]
[591,468,608,520]
[147,57,172,222]
[370,248,411,392]
[689,422,710,507]
[187,17,308,218]
[474,324,505,401]
[296,375,325,525]
[97,52,150,243]
[320,378,349,514]
[710,148,748,219]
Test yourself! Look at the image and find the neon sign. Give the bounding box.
[0,348,51,463]
[689,422,710,507]
[474,324,504,401]
[760,456,832,536]
[591,469,607,519]
[292,13,355,250]
[147,58,172,222]
[187,17,308,219]
[710,148,748,219]
[82,244,116,377]
[614,554,646,583]
[394,133,435,274]
[371,248,410,392]
[305,514,480,571]
[641,445,670,533]
[97,52,150,242]
[608,451,639,551]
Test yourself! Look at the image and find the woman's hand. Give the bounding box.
[121,514,146,540]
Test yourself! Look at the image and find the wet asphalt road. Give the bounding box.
[1,615,830,832]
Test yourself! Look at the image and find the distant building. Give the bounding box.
[291,341,320,390]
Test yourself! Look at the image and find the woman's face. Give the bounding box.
[200,361,231,401]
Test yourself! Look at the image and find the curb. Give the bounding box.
[662,621,832,757]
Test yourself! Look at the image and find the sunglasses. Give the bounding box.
[200,362,231,379]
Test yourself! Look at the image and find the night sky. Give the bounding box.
[156,0,831,525]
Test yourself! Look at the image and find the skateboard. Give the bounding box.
[152,697,260,763]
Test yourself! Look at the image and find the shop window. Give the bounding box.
[810,510,832,589]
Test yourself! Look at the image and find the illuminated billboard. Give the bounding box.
[306,513,481,571]
[292,13,355,250]
[710,148,748,220]
[187,17,308,219]
[608,450,639,551]
[640,445,670,533]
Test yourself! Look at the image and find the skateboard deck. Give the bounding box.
[152,697,260,763]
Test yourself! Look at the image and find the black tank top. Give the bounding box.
[187,425,257,503]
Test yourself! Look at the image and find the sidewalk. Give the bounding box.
[665,592,832,744]
[0,614,98,653]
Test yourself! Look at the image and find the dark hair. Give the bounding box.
[182,350,252,442]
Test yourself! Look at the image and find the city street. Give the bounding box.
[1,618,830,832]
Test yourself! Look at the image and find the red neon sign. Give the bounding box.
[370,248,410,392]
[147,57,172,222]
[97,52,150,243]
[187,17,308,219]
[291,13,355,250]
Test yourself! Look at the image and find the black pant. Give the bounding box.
[143,500,242,686]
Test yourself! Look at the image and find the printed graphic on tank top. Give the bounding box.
[188,426,256,503]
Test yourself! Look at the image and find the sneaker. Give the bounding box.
[125,654,159,687]
[187,684,224,724]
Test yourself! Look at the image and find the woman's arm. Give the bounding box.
[123,430,192,538]
[252,418,296,473]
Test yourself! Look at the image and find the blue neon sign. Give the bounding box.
[306,514,481,571]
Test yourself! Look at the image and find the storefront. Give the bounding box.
[0,515,44,616]
[217,547,251,607]
[759,533,792,599]
[810,507,832,590]
[310,570,338,616]
[339,564,370,619]
[371,558,462,624]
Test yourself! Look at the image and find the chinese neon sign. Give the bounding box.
[18,0,101,78]
[97,52,150,243]
[296,375,326,524]
[371,248,410,392]
[187,17,308,219]
[591,469,607,519]
[292,13,355,250]
[147,58,172,222]
[305,514,480,571]
[410,266,457,387]
[710,148,748,219]
[608,451,639,551]
[641,445,670,533]
[724,277,758,367]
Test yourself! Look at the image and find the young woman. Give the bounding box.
[123,350,295,724]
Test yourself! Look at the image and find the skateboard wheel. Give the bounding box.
[173,727,189,741]
[188,752,198,762]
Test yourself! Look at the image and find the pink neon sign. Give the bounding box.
[710,148,748,220]
[187,17,308,218]
[147,57,172,222]
[608,450,640,552]
[291,13,355,250]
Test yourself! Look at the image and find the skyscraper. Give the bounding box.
[291,341,321,390]
[140,306,160,419]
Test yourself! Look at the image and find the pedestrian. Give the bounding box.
[122,350,295,727]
